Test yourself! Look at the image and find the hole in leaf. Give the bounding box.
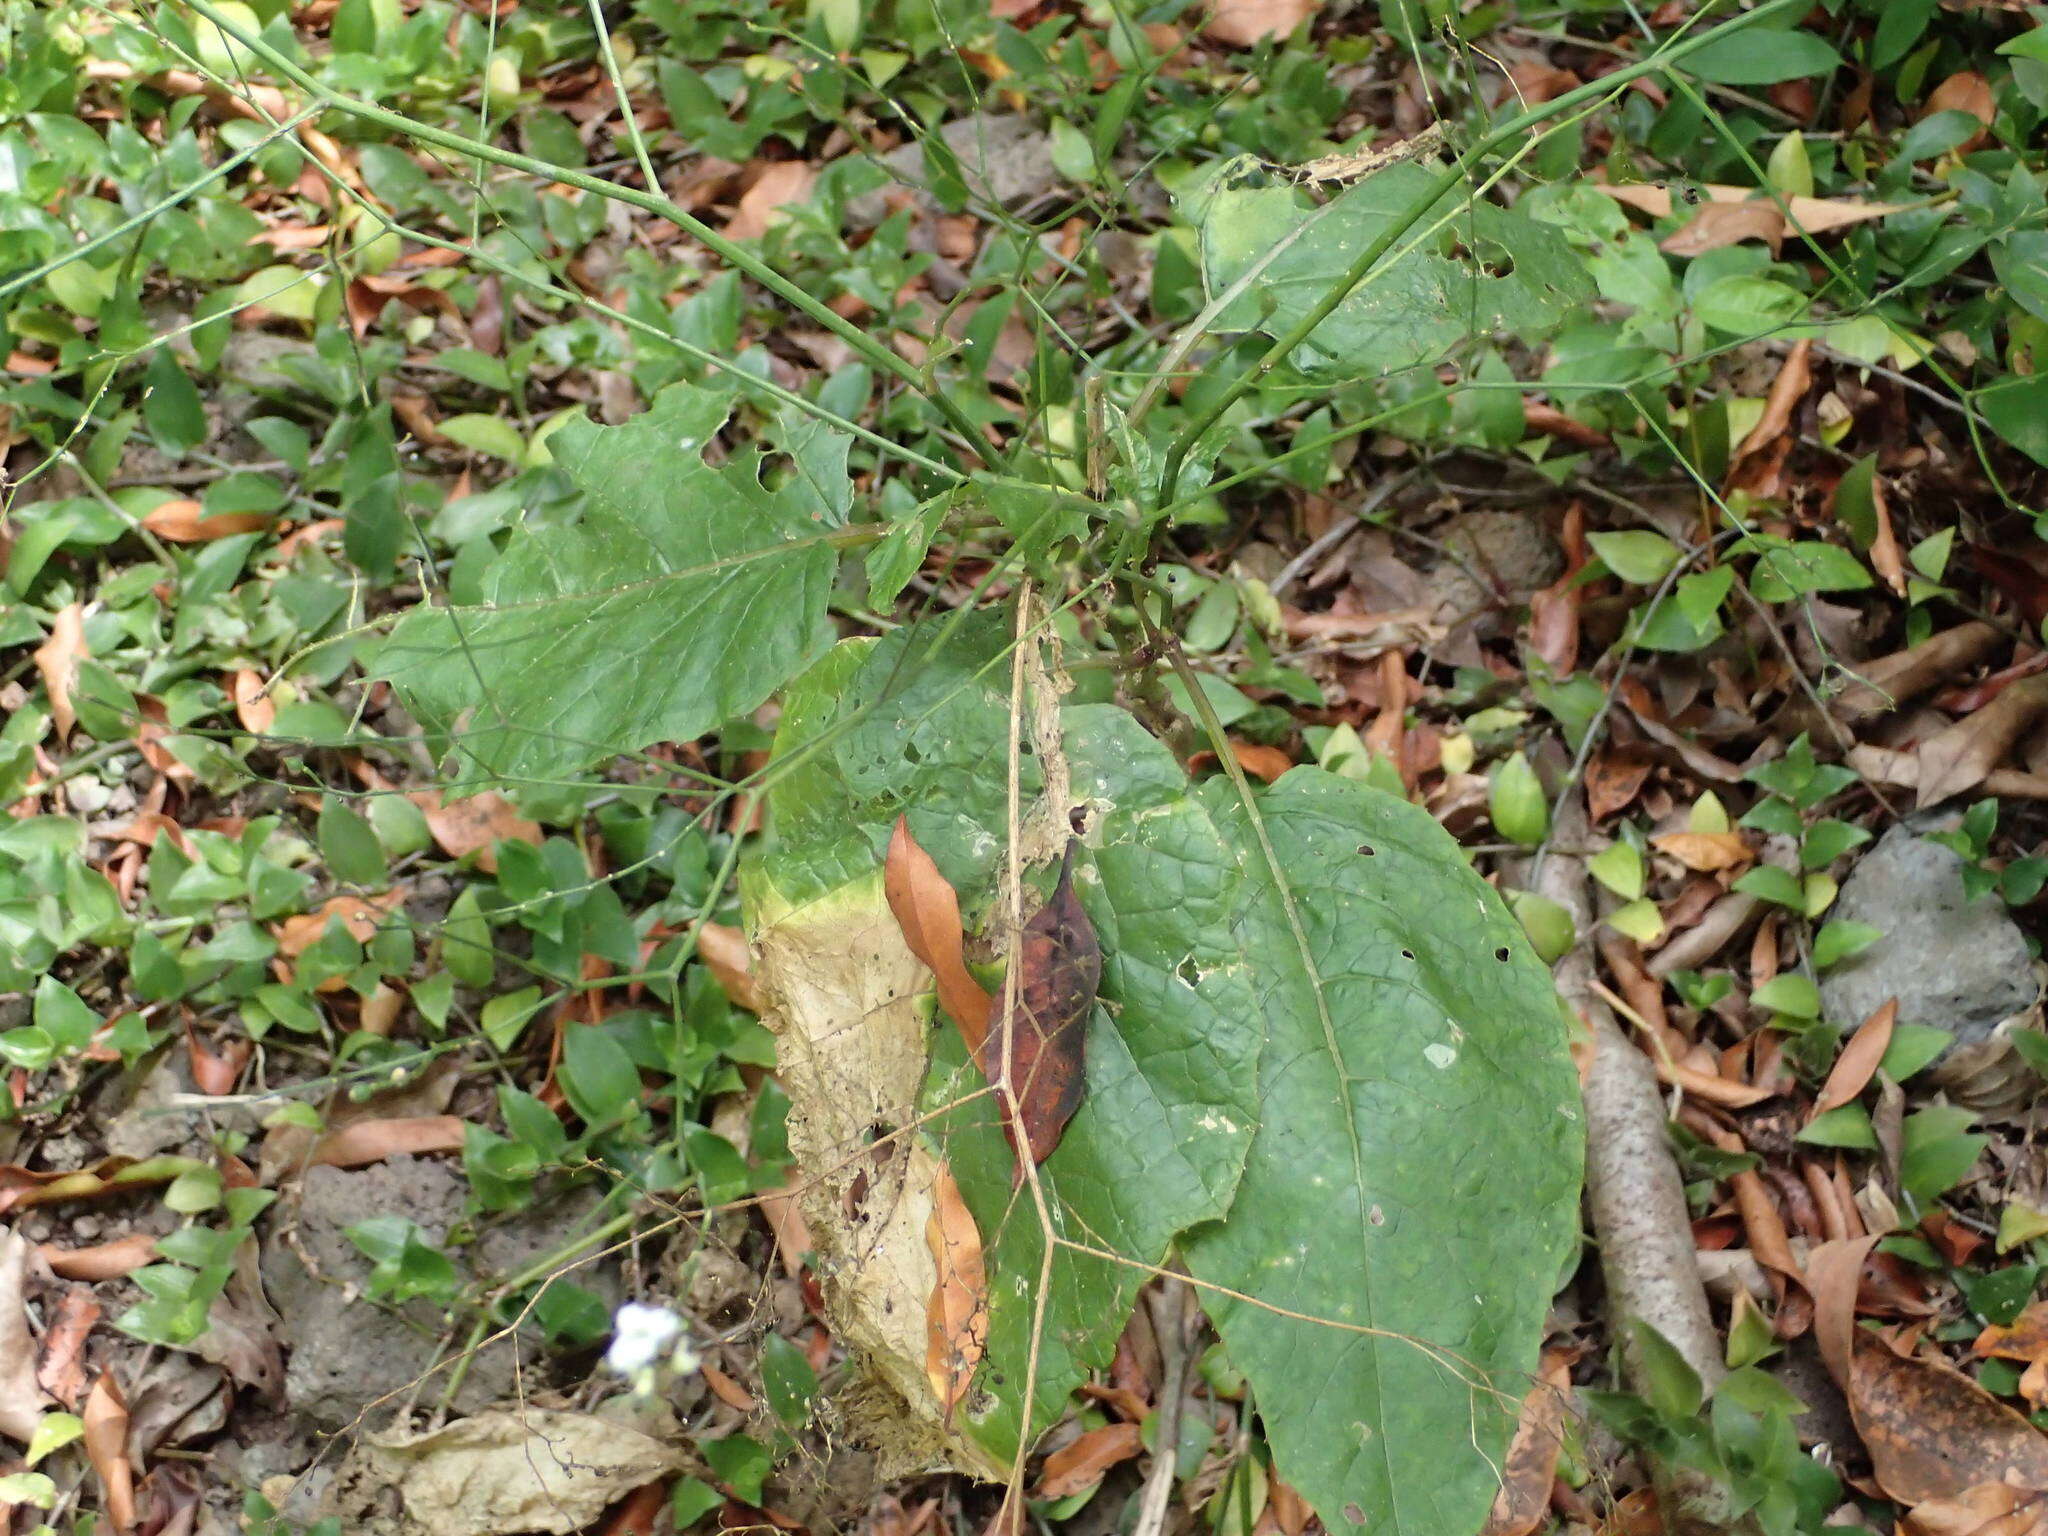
[1357,844,1375,856]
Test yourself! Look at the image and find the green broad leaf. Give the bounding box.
[1589,529,1681,586]
[1490,751,1549,846]
[1605,898,1665,945]
[143,349,207,454]
[374,383,848,784]
[1878,1023,1952,1082]
[1733,865,1804,910]
[1507,889,1576,963]
[317,797,387,886]
[1677,22,1842,84]
[561,1025,642,1129]
[1750,973,1819,1019]
[1588,842,1644,901]
[746,618,1581,1536]
[1798,1103,1876,1150]
[1747,540,1873,601]
[1692,276,1811,337]
[1189,160,1592,381]
[436,413,527,463]
[1900,1105,1986,1206]
[1631,1319,1703,1421]
[1978,375,2048,469]
[33,975,100,1053]
[1812,920,1881,970]
[759,1331,820,1428]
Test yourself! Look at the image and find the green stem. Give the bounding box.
[177,0,998,466]
[1154,0,1805,506]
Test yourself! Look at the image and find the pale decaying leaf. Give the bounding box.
[1596,181,1909,239]
[924,1162,989,1414]
[694,921,760,1012]
[725,161,816,240]
[83,1371,137,1533]
[32,602,88,744]
[1914,675,2048,808]
[1482,1352,1575,1536]
[410,789,541,874]
[0,1229,52,1441]
[748,869,1007,1479]
[328,1410,684,1536]
[140,500,270,542]
[1203,0,1317,46]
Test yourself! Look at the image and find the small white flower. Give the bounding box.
[605,1303,683,1375]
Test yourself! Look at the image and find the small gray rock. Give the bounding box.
[1818,823,2037,1050]
[843,113,1057,228]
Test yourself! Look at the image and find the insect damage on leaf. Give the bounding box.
[986,837,1101,1171]
[925,1162,989,1416]
[885,816,994,1053]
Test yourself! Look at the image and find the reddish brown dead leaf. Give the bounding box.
[1660,200,1787,257]
[410,789,540,873]
[758,1171,815,1276]
[1915,674,2048,808]
[229,668,276,734]
[274,889,405,960]
[39,1234,158,1281]
[885,817,994,1054]
[695,921,759,1013]
[924,1162,988,1414]
[307,1114,467,1169]
[1651,831,1753,873]
[33,602,88,744]
[1231,741,1293,783]
[1860,464,1909,597]
[1593,182,1907,235]
[1035,1422,1143,1499]
[701,1361,757,1412]
[985,838,1100,1170]
[601,1480,673,1536]
[1903,1482,2048,1536]
[36,1287,99,1408]
[1522,399,1611,449]
[187,1022,252,1096]
[84,1371,138,1533]
[1203,0,1315,44]
[1924,71,1996,150]
[1812,1236,2048,1504]
[725,161,816,240]
[1732,338,1813,467]
[1482,1350,1575,1536]
[1586,746,1656,822]
[1811,999,1897,1120]
[140,500,270,542]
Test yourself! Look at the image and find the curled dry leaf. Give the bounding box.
[1811,1237,2048,1506]
[1230,741,1294,783]
[0,1229,51,1440]
[40,1234,159,1281]
[308,1115,468,1169]
[1203,0,1317,47]
[1482,1351,1575,1536]
[36,1287,99,1409]
[32,602,88,743]
[924,1162,989,1415]
[725,160,816,240]
[1924,71,1996,149]
[1915,675,2048,809]
[885,817,993,1053]
[1811,999,1898,1120]
[1035,1421,1144,1499]
[695,921,760,1013]
[229,669,276,734]
[139,500,270,542]
[1651,831,1753,874]
[410,789,541,873]
[985,837,1100,1169]
[84,1371,137,1534]
[274,889,406,960]
[1594,182,1908,236]
[1902,1482,2048,1536]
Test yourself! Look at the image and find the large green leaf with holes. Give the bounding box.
[373,383,846,785]
[745,615,1582,1535]
[1190,159,1593,380]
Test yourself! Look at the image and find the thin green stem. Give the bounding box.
[176,0,999,466]
[1154,0,1804,505]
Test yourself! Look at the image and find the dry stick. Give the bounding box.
[1535,790,1724,1391]
[1132,1276,1194,1536]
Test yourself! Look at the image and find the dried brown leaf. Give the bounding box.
[308,1115,468,1169]
[1925,71,1996,149]
[39,1234,158,1281]
[411,789,541,873]
[1035,1422,1143,1499]
[1904,1482,2048,1536]
[725,161,816,240]
[35,1288,98,1409]
[885,816,994,1053]
[986,838,1100,1168]
[1660,200,1786,256]
[1651,831,1754,873]
[0,1230,51,1440]
[695,921,759,1013]
[84,1371,137,1532]
[1482,1351,1574,1536]
[140,500,270,542]
[1203,0,1317,45]
[924,1163,988,1414]
[1811,999,1897,1120]
[274,889,405,960]
[1915,675,2048,808]
[229,668,275,734]
[32,602,87,743]
[1732,338,1813,465]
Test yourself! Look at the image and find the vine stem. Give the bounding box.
[176,0,998,465]
[1153,0,1805,506]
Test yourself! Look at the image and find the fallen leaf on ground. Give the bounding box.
[410,789,540,873]
[886,817,993,1053]
[1811,1237,2048,1505]
[83,1372,137,1533]
[39,1234,158,1281]
[1925,71,1995,149]
[307,1115,468,1169]
[1482,1351,1575,1536]
[695,921,759,1012]
[1811,1000,1897,1120]
[1651,831,1753,873]
[1660,200,1787,256]
[1231,741,1293,782]
[36,1287,99,1408]
[140,500,270,542]
[229,669,276,734]
[724,161,815,240]
[1914,675,2048,808]
[1036,1421,1143,1498]
[273,889,406,959]
[699,1362,756,1412]
[1902,1481,2048,1536]
[1203,0,1316,46]
[984,837,1100,1168]
[0,1229,51,1440]
[924,1162,988,1414]
[339,1410,685,1536]
[1594,182,1907,236]
[32,602,87,743]
[1732,338,1813,466]
[0,1155,199,1216]
[194,1240,283,1395]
